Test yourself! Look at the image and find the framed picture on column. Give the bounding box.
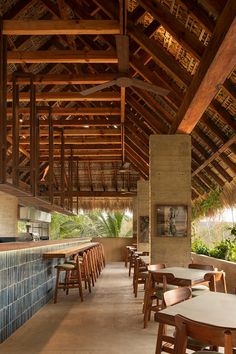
[156,205,187,237]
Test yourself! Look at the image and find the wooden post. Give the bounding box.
[0,18,7,183]
[76,159,79,214]
[12,73,20,187]
[69,148,73,212]
[60,129,65,208]
[29,74,37,195]
[48,106,53,204]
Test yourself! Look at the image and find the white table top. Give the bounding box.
[148,266,215,286]
[157,291,236,328]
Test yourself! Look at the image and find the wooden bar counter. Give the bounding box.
[0,237,92,343]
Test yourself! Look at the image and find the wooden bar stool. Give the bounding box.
[54,256,83,304]
[87,249,96,286]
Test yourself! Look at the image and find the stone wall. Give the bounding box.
[0,191,18,237]
[149,135,192,266]
[92,237,136,262]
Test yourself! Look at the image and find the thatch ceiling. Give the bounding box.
[0,0,235,212]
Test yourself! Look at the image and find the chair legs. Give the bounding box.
[53,243,105,304]
[54,263,83,304]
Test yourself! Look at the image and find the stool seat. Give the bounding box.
[54,256,83,303]
[55,263,76,270]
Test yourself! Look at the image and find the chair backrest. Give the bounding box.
[148,263,166,272]
[188,263,214,271]
[163,287,192,308]
[204,271,227,293]
[134,257,148,276]
[175,315,236,354]
[149,271,176,292]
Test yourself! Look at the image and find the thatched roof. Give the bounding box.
[0,0,235,212]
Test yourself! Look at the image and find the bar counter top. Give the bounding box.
[0,237,91,252]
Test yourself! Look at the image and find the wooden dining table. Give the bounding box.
[148,266,216,287]
[42,242,99,259]
[156,291,236,327]
[155,292,236,354]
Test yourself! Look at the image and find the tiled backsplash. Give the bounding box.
[0,240,87,343]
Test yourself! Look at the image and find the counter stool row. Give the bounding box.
[54,243,105,303]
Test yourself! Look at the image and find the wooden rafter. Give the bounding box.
[170,0,236,134]
[6,91,121,102]
[137,0,205,59]
[6,107,121,116]
[2,20,120,35]
[7,50,118,63]
[7,73,120,84]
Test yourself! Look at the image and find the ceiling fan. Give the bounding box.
[79,35,170,97]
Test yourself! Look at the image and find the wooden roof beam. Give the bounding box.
[170,0,236,133]
[7,50,118,64]
[52,191,136,197]
[6,107,121,117]
[210,100,236,131]
[137,0,205,59]
[6,91,120,102]
[125,147,149,179]
[179,0,215,33]
[8,128,120,137]
[128,22,191,86]
[2,20,120,35]
[127,94,168,133]
[192,134,236,177]
[7,73,120,85]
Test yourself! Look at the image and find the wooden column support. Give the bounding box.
[48,107,53,204]
[12,73,20,187]
[60,129,65,208]
[0,20,7,183]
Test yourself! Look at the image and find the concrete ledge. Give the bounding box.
[191,252,236,294]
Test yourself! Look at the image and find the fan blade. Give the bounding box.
[115,35,129,73]
[80,80,117,96]
[129,78,169,96]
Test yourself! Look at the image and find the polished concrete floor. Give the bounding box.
[1,263,158,354]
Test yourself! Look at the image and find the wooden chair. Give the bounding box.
[188,263,214,271]
[204,271,227,293]
[188,263,214,297]
[54,256,83,303]
[155,287,192,354]
[143,268,175,328]
[133,257,148,297]
[125,246,136,268]
[175,314,236,354]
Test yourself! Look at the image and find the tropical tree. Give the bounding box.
[50,210,132,239]
[87,210,132,237]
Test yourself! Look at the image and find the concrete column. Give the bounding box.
[0,191,18,237]
[137,180,150,252]
[132,196,138,243]
[150,135,191,266]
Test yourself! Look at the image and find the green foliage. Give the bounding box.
[228,225,236,237]
[50,210,132,239]
[192,188,222,221]
[191,238,209,255]
[208,240,229,260]
[192,236,236,262]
